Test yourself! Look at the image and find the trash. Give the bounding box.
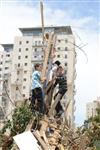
[13,131,41,150]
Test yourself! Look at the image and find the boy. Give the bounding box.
[45,61,61,110]
[31,63,44,114]
[54,66,67,116]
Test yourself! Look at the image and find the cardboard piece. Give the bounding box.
[13,131,41,150]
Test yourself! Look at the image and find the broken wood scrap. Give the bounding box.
[25,116,35,131]
[33,130,51,150]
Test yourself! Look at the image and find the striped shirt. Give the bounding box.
[55,74,67,93]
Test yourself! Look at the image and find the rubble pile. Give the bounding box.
[0,104,99,150]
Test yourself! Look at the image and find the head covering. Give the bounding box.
[54,60,61,66]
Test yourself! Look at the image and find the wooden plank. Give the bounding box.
[39,119,49,144]
[33,130,51,150]
[41,33,54,79]
[40,1,44,44]
[78,134,87,150]
[25,116,34,131]
[49,93,61,116]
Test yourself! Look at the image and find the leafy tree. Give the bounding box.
[83,105,100,148]
[0,104,33,149]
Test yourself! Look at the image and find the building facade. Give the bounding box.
[0,44,13,120]
[0,26,76,127]
[86,97,100,119]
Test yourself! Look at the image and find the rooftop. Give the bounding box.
[19,26,73,36]
[1,44,13,52]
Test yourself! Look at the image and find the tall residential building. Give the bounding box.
[0,44,13,120]
[1,26,76,127]
[0,51,4,120]
[86,97,100,119]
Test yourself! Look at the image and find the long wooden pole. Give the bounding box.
[40,1,44,44]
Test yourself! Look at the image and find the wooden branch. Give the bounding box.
[49,93,61,116]
[39,119,49,144]
[33,130,51,150]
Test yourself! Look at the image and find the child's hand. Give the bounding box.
[41,77,46,82]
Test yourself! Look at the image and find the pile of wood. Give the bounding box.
[24,115,91,150]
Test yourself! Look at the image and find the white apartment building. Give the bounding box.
[1,26,76,127]
[0,51,4,120]
[86,97,100,119]
[0,44,13,120]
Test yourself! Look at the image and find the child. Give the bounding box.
[31,63,44,114]
[54,66,67,116]
[45,61,61,110]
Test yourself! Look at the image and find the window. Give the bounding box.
[34,48,37,52]
[0,62,2,65]
[34,56,37,58]
[18,63,20,67]
[0,68,2,71]
[23,86,26,89]
[58,40,61,43]
[65,63,67,66]
[65,54,67,58]
[23,94,25,97]
[26,41,29,44]
[35,41,37,45]
[18,56,21,59]
[5,61,9,63]
[17,78,19,81]
[23,78,27,81]
[16,87,18,90]
[38,41,41,44]
[65,39,68,43]
[57,55,60,58]
[26,48,28,51]
[25,56,28,58]
[19,48,21,52]
[42,41,44,44]
[25,63,27,66]
[24,70,27,74]
[65,47,68,51]
[19,41,22,45]
[4,74,8,77]
[6,54,10,57]
[58,47,60,50]
[41,55,43,58]
[17,71,20,75]
[5,67,8,70]
[65,70,67,74]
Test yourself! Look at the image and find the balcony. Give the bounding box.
[32,55,44,62]
[33,51,44,55]
[32,42,46,47]
[3,73,10,80]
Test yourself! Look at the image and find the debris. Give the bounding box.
[13,131,41,150]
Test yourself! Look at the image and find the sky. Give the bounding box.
[0,0,100,126]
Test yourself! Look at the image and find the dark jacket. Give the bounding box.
[54,74,67,94]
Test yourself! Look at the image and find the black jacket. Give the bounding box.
[54,74,67,94]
